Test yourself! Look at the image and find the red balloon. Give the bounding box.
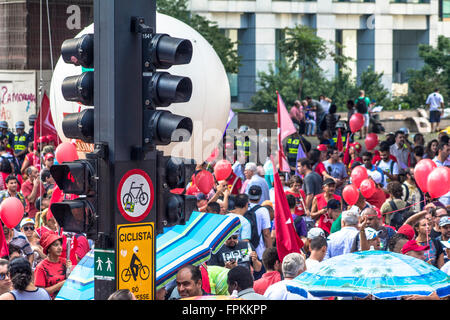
[427,166,450,199]
[349,113,364,133]
[186,184,200,196]
[0,197,24,228]
[365,133,379,151]
[414,159,437,193]
[55,142,79,163]
[343,184,360,206]
[194,170,215,194]
[214,160,232,181]
[360,178,376,198]
[351,166,368,188]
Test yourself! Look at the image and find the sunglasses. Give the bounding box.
[228,235,238,240]
[23,226,34,231]
[0,273,7,280]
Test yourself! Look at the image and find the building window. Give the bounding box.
[222,29,239,101]
[442,0,450,20]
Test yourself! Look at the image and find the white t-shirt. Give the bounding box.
[227,213,251,241]
[264,279,317,300]
[441,261,450,275]
[305,258,321,271]
[426,92,444,111]
[320,99,331,114]
[249,202,272,259]
[376,159,399,183]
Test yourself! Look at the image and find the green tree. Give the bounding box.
[250,60,300,112]
[157,0,241,74]
[278,25,328,100]
[404,36,450,109]
[358,66,392,109]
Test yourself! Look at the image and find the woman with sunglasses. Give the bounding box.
[19,218,45,270]
[0,257,50,300]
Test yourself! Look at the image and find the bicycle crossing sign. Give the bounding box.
[117,223,155,300]
[117,169,154,222]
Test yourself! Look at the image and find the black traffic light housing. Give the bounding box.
[60,33,95,143]
[50,158,98,237]
[156,153,198,234]
[132,17,193,149]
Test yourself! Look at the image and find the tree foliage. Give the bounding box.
[156,0,241,74]
[403,36,450,109]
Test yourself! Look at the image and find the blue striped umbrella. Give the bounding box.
[286,250,450,299]
[156,211,241,290]
[55,250,94,300]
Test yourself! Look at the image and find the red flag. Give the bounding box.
[277,92,297,172]
[34,91,62,150]
[336,128,343,152]
[270,156,304,262]
[342,132,351,166]
[0,220,9,258]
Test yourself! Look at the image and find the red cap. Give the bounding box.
[46,134,56,142]
[37,136,49,144]
[317,144,328,152]
[40,232,63,255]
[349,142,362,151]
[401,239,430,255]
[44,153,54,161]
[397,224,415,241]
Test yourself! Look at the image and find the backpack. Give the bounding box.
[244,204,262,249]
[388,200,412,230]
[356,98,368,114]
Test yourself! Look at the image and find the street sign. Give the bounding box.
[117,223,155,300]
[94,249,115,281]
[117,169,154,222]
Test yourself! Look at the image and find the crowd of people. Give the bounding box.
[0,87,449,301]
[0,115,91,300]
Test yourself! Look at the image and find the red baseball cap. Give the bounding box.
[397,224,415,241]
[317,144,328,152]
[349,142,362,151]
[401,239,430,255]
[44,153,55,161]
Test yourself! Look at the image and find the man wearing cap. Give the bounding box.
[242,162,270,205]
[264,253,317,300]
[324,210,360,259]
[302,227,326,258]
[436,216,450,264]
[247,185,272,262]
[310,180,342,236]
[401,239,430,262]
[13,121,29,168]
[208,231,262,273]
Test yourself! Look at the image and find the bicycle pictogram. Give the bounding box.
[120,247,150,282]
[122,181,149,213]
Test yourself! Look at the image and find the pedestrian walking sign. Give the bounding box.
[117,169,154,222]
[94,249,115,281]
[117,222,155,300]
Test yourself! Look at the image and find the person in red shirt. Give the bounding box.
[253,247,281,295]
[34,233,72,299]
[285,175,306,216]
[308,148,327,178]
[310,178,343,235]
[225,170,242,195]
[21,166,45,218]
[21,142,41,175]
[346,142,362,171]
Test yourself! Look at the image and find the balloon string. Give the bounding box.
[379,199,427,216]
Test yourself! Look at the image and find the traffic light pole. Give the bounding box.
[93,0,156,300]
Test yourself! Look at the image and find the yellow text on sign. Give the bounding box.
[117,223,155,300]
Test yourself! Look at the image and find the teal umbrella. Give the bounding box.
[286,250,450,299]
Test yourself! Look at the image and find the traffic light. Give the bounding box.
[60,33,95,142]
[156,154,197,234]
[50,33,98,238]
[50,158,98,238]
[132,17,194,147]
